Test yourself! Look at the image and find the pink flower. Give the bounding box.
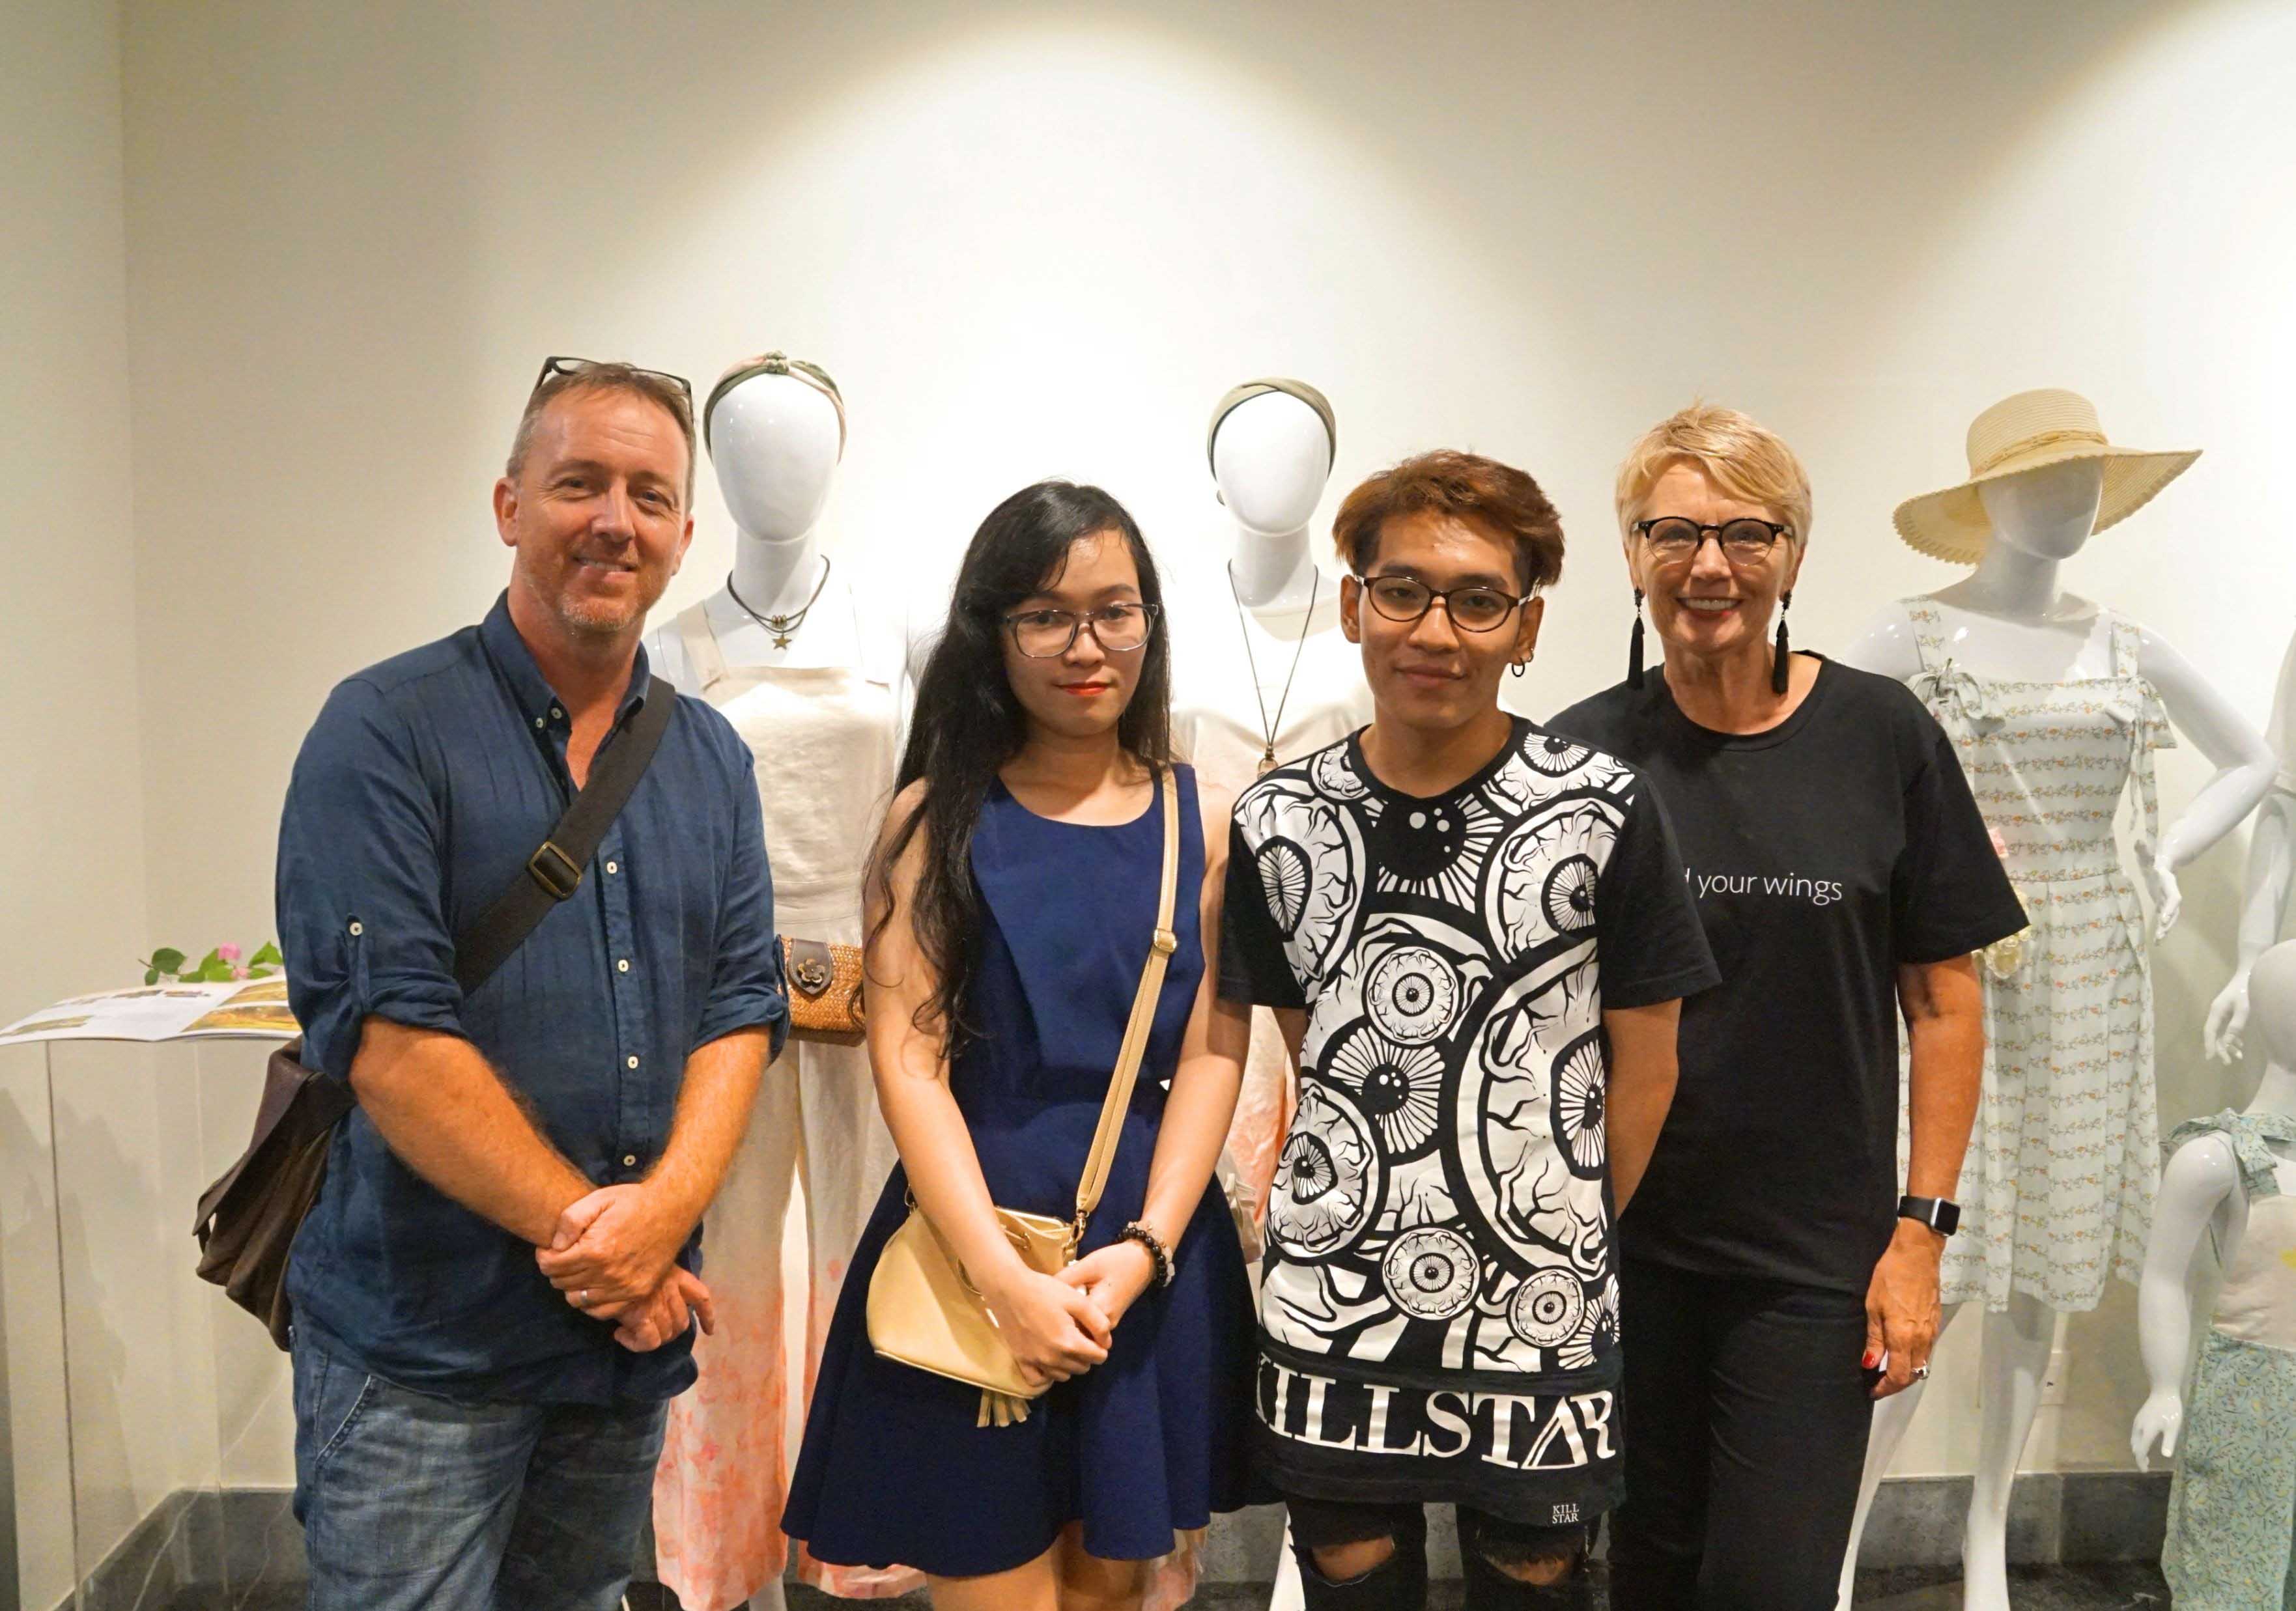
[217,943,243,962]
[231,966,248,979]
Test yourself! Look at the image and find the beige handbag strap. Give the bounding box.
[1069,765,1182,1236]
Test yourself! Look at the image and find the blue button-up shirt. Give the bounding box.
[277,593,786,1403]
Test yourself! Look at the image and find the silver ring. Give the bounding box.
[574,1289,589,1308]
[1913,1363,1931,1380]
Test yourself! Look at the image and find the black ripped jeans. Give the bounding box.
[1606,1259,1874,1611]
[1286,1494,1593,1610]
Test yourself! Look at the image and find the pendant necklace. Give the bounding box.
[1228,561,1321,777]
[727,553,832,650]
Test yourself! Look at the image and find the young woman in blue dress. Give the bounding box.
[782,481,1258,1610]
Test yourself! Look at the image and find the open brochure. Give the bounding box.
[0,977,298,1046]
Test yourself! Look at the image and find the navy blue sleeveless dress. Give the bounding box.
[783,765,1256,1576]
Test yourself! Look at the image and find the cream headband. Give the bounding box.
[703,352,846,457]
[1207,378,1336,473]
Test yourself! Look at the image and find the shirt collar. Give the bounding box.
[479,590,657,731]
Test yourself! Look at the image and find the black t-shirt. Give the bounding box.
[1549,657,2025,1295]
[1219,718,1717,1520]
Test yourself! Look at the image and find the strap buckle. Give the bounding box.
[1152,929,1178,958]
[526,841,584,900]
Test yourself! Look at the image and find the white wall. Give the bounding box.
[85,0,2296,1488]
[1,0,148,1021]
[1,0,163,1601]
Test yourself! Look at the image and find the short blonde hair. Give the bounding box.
[1615,403,1812,545]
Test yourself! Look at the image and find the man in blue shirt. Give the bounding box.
[276,359,787,1610]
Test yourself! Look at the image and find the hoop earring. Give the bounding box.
[1628,589,1647,689]
[1772,590,1794,695]
[1510,656,1529,679]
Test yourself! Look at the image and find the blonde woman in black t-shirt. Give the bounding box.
[1552,405,2024,1611]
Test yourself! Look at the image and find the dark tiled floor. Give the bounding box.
[756,1563,2172,1608]
[161,1570,2174,1608]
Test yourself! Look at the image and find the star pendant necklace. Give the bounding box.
[1228,561,1322,777]
[726,553,832,650]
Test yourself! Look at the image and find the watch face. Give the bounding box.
[1903,1196,1959,1236]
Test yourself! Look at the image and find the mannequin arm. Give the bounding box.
[1835,608,1926,680]
[2131,1133,2239,1469]
[2140,626,2276,870]
[2208,791,2296,1061]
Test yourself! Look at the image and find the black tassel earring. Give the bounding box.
[1772,591,1793,695]
[1628,589,1647,688]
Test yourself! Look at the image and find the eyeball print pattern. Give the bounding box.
[1365,944,1462,1044]
[1325,1020,1445,1160]
[1240,726,1638,1384]
[1269,1080,1383,1260]
[1236,777,1367,978]
[1383,1227,1481,1321]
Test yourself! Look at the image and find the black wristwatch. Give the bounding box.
[1899,1194,1961,1237]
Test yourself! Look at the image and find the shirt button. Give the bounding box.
[617,959,631,973]
[627,1055,640,1069]
[533,716,545,729]
[550,707,563,721]
[347,920,363,936]
[604,861,618,875]
[623,1154,638,1168]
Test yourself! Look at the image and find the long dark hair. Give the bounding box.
[868,479,1174,1052]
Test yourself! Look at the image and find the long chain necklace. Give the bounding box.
[726,553,832,650]
[1228,562,1322,777]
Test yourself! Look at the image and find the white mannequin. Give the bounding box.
[1217,389,1333,611]
[645,364,860,683]
[642,359,911,1611]
[2131,939,2296,1473]
[1835,458,2276,1611]
[2205,632,2296,1063]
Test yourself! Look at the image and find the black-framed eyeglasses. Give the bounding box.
[1356,573,1529,634]
[1632,517,1793,563]
[532,355,694,403]
[1001,602,1161,658]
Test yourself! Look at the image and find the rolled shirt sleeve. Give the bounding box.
[696,742,790,1059]
[276,677,464,1080]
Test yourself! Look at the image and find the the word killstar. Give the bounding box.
[1257,1358,1618,1472]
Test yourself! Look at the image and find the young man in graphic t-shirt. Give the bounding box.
[1221,451,1717,1607]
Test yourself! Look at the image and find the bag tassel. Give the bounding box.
[978,1390,1033,1429]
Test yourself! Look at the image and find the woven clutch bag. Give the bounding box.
[778,936,865,1046]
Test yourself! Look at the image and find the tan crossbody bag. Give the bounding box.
[866,766,1180,1428]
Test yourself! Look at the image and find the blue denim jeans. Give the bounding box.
[292,1335,668,1610]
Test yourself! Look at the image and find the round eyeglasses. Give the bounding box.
[1002,602,1161,658]
[1357,574,1529,634]
[1632,517,1793,564]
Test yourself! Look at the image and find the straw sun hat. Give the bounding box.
[1892,388,2198,565]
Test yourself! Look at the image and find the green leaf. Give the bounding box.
[144,968,160,986]
[249,942,284,968]
[194,948,223,975]
[150,947,186,973]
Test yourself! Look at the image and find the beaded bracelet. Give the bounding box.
[1119,1221,1174,1289]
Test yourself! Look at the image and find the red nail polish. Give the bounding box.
[1862,1349,1879,1369]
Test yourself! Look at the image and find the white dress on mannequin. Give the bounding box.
[647,581,911,1608]
[1895,596,2166,1310]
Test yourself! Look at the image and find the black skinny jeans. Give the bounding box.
[1607,1259,1873,1611]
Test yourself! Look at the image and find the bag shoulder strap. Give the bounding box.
[1070,765,1182,1232]
[453,677,678,994]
